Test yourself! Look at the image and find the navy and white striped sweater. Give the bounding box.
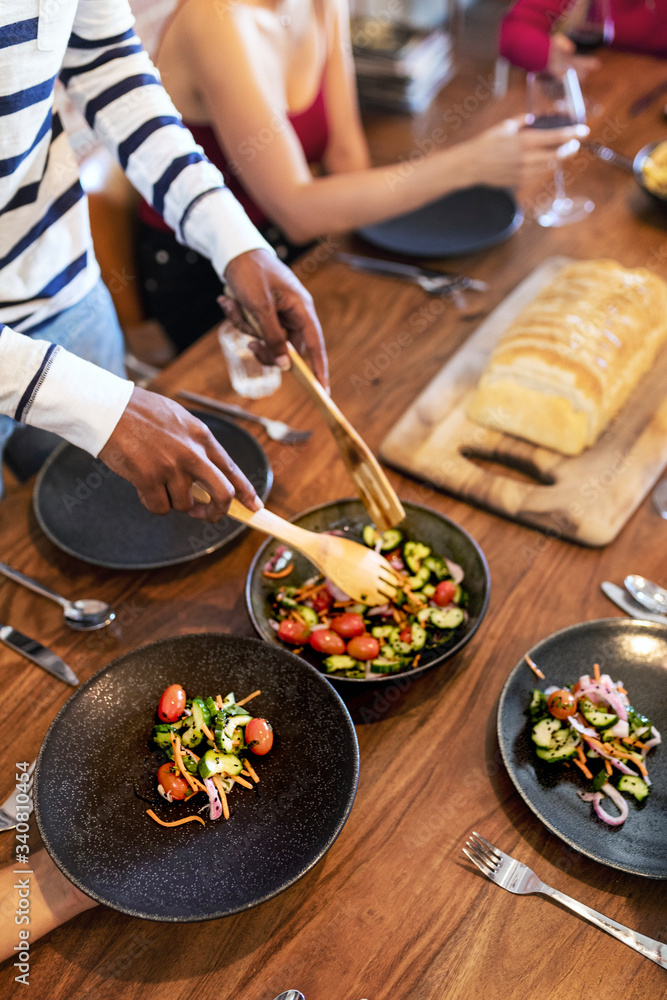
[0,0,268,456]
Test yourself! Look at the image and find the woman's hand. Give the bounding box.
[547,33,601,80]
[462,115,588,189]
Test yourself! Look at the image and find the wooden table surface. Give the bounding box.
[2,42,667,1000]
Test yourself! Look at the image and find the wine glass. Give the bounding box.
[565,0,615,54]
[526,67,594,228]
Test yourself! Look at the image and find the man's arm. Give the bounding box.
[0,325,261,519]
[60,1,327,385]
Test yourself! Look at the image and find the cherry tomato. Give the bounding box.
[245,717,274,755]
[433,580,457,607]
[309,629,346,655]
[547,689,577,720]
[312,590,333,614]
[346,634,380,661]
[157,683,186,723]
[277,619,312,645]
[330,613,365,639]
[399,626,413,645]
[157,762,191,800]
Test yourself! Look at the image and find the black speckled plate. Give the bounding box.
[34,633,359,921]
[246,498,490,684]
[32,412,272,569]
[357,186,523,258]
[498,619,667,879]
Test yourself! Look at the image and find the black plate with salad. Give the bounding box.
[246,498,490,684]
[35,633,359,921]
[498,619,667,879]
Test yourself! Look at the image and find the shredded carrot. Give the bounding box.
[412,652,421,668]
[524,653,545,680]
[170,732,199,794]
[233,774,253,790]
[263,563,294,579]
[593,662,601,681]
[211,774,230,820]
[216,695,223,710]
[617,685,627,696]
[201,722,216,743]
[604,760,613,776]
[333,600,355,608]
[244,758,260,784]
[637,759,648,777]
[236,689,261,707]
[573,757,593,780]
[147,809,205,828]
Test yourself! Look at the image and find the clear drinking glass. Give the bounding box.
[526,67,594,228]
[218,320,282,399]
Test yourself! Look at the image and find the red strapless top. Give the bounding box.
[139,83,329,231]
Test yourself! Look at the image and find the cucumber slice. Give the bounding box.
[190,696,211,730]
[423,556,449,580]
[531,717,563,748]
[295,605,319,626]
[404,541,431,572]
[323,654,361,673]
[429,607,464,629]
[362,526,404,551]
[408,566,431,591]
[198,748,243,780]
[617,775,650,801]
[529,688,548,719]
[421,583,436,598]
[579,697,618,729]
[388,627,412,656]
[535,733,580,762]
[180,725,204,749]
[370,625,394,639]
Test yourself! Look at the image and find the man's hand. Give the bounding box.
[99,387,262,521]
[221,248,330,391]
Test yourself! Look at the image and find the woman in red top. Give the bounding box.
[137,0,585,350]
[500,0,667,76]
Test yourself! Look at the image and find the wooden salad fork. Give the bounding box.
[224,290,405,531]
[192,488,400,606]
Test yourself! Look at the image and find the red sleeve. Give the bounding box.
[499,0,570,72]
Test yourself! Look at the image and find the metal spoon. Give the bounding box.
[624,574,667,617]
[0,562,115,631]
[272,993,305,1000]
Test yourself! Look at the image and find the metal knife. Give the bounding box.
[0,625,79,685]
[333,252,488,294]
[600,582,667,625]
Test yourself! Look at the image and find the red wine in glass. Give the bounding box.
[565,0,614,54]
[526,69,593,227]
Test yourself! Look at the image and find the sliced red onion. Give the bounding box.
[389,557,405,570]
[643,726,662,753]
[568,716,598,738]
[367,603,393,616]
[325,578,350,602]
[603,719,629,739]
[310,622,329,632]
[204,777,222,821]
[267,618,280,632]
[544,685,560,697]
[445,559,464,584]
[576,683,627,721]
[596,782,629,826]
[263,545,293,574]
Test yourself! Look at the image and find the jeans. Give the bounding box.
[0,280,126,495]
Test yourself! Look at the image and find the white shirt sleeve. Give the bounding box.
[0,325,134,457]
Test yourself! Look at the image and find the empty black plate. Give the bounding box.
[497,619,667,879]
[32,411,272,569]
[34,633,359,921]
[358,185,523,258]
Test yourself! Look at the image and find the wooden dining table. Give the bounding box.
[2,33,667,1000]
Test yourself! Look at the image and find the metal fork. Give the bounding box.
[463,831,667,968]
[177,390,312,445]
[0,761,35,832]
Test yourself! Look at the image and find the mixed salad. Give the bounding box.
[264,525,470,679]
[145,683,273,827]
[526,656,661,827]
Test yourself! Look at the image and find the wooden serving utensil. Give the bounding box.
[191,487,400,606]
[223,290,405,530]
[283,341,405,531]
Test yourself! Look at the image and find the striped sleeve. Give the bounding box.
[61,0,271,275]
[0,323,133,456]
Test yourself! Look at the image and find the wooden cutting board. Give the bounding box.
[380,256,667,547]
